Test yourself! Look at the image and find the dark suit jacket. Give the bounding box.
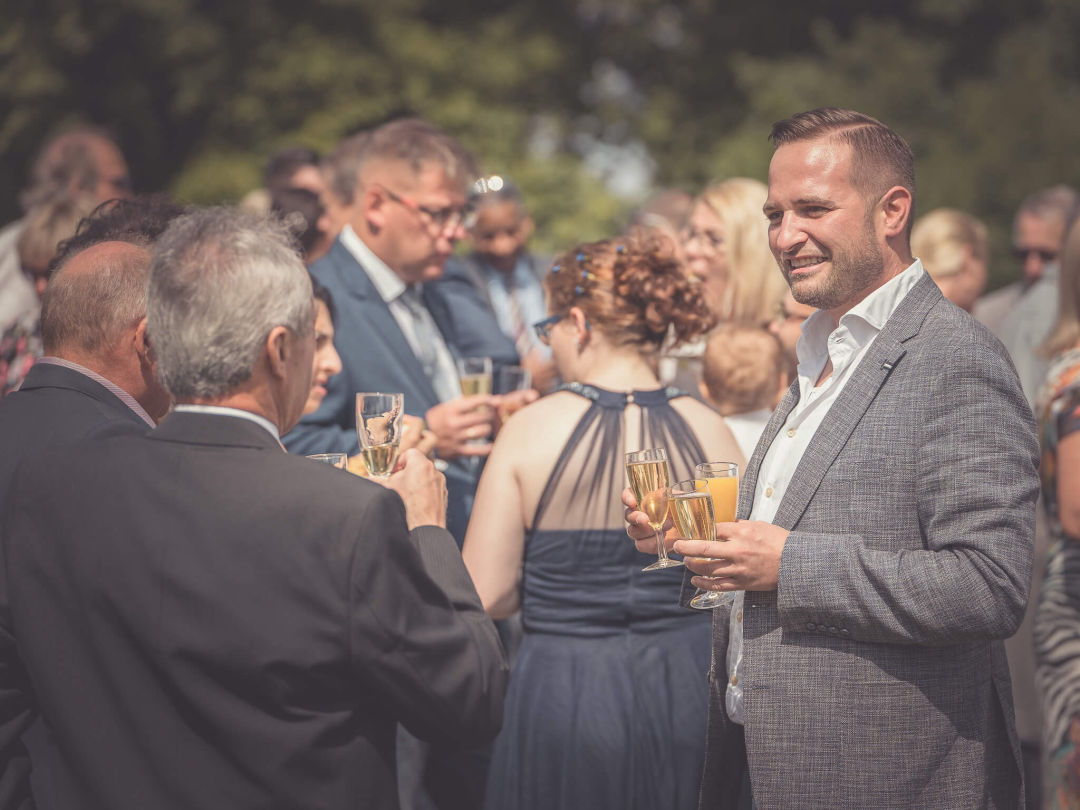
[0,361,150,502]
[284,236,519,544]
[698,274,1038,809]
[0,411,508,809]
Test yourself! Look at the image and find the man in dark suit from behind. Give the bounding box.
[0,207,508,809]
[0,196,181,501]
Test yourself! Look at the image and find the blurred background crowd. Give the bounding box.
[3,1,1080,809]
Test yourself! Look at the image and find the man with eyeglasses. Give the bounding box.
[283,118,520,810]
[974,185,1080,406]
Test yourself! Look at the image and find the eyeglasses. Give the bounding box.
[374,183,467,235]
[681,226,725,251]
[533,314,564,345]
[533,313,591,345]
[1012,246,1058,264]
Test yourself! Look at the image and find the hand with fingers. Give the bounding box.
[621,487,679,554]
[425,395,497,459]
[675,520,789,592]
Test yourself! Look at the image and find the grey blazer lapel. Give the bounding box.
[769,273,941,530]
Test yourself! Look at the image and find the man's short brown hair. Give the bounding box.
[770,108,915,220]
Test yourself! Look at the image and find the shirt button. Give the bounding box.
[786,428,797,438]
[765,487,774,497]
[731,675,739,686]
[737,610,743,622]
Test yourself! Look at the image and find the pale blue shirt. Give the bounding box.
[725,260,927,724]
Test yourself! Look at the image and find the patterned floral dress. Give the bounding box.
[1035,346,1080,809]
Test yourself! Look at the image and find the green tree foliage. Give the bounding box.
[2,0,1079,271]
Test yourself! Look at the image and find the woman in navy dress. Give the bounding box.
[464,231,743,809]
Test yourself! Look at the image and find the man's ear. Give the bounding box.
[879,185,912,239]
[265,326,291,380]
[134,317,154,365]
[363,184,387,232]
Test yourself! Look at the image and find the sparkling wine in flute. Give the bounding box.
[626,460,671,527]
[459,373,492,397]
[625,448,681,571]
[671,490,715,543]
[360,442,399,478]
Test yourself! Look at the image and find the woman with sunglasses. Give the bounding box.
[463,229,742,810]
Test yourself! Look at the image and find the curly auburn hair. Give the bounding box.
[544,228,715,349]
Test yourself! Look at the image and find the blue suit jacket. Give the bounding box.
[283,236,518,544]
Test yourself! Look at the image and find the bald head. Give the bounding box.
[41,241,150,357]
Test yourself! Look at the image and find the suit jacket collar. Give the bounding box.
[321,237,442,403]
[149,411,284,452]
[739,273,943,527]
[17,361,149,428]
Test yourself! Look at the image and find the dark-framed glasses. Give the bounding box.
[533,314,564,345]
[374,183,466,235]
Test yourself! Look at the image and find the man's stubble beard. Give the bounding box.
[786,222,884,312]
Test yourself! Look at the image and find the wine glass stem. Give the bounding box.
[655,528,669,564]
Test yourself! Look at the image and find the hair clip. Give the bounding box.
[576,252,587,263]
[615,244,626,254]
[574,285,585,296]
[552,264,562,273]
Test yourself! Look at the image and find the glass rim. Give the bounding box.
[625,447,668,462]
[355,391,404,400]
[670,478,711,496]
[695,461,738,476]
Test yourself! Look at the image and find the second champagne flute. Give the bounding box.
[689,461,740,608]
[671,479,735,609]
[457,357,493,447]
[625,447,680,571]
[355,392,404,479]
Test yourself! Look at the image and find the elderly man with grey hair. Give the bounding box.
[0,206,508,810]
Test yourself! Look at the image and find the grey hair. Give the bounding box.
[148,207,313,400]
[1016,185,1080,230]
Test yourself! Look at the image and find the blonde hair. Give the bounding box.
[698,178,787,323]
[17,195,98,272]
[911,208,987,281]
[701,322,786,416]
[1042,219,1080,358]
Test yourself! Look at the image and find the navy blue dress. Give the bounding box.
[484,383,713,810]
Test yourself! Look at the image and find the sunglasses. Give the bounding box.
[1011,246,1058,264]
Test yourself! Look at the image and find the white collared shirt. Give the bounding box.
[725,260,927,725]
[172,404,281,443]
[339,225,462,403]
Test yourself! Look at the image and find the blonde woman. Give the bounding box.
[684,177,788,323]
[911,208,988,312]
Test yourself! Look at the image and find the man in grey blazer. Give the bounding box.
[627,108,1038,808]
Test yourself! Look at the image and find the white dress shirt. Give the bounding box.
[725,260,927,724]
[172,404,281,441]
[340,225,462,403]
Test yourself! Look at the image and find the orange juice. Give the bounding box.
[696,475,738,522]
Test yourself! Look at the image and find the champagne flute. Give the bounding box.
[688,461,740,608]
[355,392,404,479]
[305,452,348,469]
[457,357,494,447]
[671,479,735,609]
[495,365,532,422]
[625,447,680,571]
